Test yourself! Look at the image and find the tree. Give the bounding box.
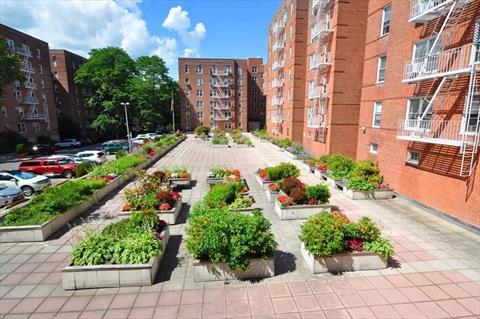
[0,40,24,96]
[128,56,179,132]
[75,47,136,135]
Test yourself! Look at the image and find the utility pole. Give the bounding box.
[171,92,175,133]
[121,102,132,151]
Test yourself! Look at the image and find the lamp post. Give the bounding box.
[121,102,132,151]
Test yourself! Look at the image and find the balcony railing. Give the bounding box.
[409,0,469,23]
[271,97,284,106]
[273,39,286,52]
[307,107,325,128]
[272,78,284,88]
[397,119,477,146]
[272,19,286,34]
[308,86,328,99]
[272,60,285,70]
[212,81,231,88]
[312,0,332,12]
[21,65,34,73]
[403,44,473,82]
[271,112,283,124]
[310,57,331,70]
[25,113,48,121]
[311,19,333,42]
[23,97,39,104]
[16,46,32,57]
[211,70,232,76]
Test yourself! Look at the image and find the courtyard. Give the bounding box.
[0,135,479,319]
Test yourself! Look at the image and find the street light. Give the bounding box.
[120,102,132,151]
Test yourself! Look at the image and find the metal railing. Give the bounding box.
[272,78,284,88]
[21,65,34,73]
[271,112,283,124]
[272,19,286,33]
[410,0,469,23]
[271,96,284,106]
[23,97,39,104]
[311,18,332,42]
[272,59,285,70]
[307,107,325,128]
[273,39,286,52]
[403,44,473,82]
[16,46,31,56]
[397,119,477,146]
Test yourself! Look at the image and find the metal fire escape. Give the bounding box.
[306,0,333,143]
[270,13,287,134]
[211,67,233,128]
[397,0,479,176]
[16,44,50,127]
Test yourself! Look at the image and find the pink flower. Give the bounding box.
[159,203,171,211]
[171,192,180,201]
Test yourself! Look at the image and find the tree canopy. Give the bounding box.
[75,47,178,137]
[0,40,24,96]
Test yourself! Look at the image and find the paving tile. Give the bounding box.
[54,311,81,319]
[346,306,376,319]
[366,276,394,289]
[398,287,430,303]
[226,286,248,301]
[85,294,114,311]
[134,293,160,308]
[267,283,291,298]
[78,310,104,319]
[322,308,351,318]
[36,297,69,313]
[307,280,333,294]
[103,308,130,319]
[60,296,92,312]
[423,272,451,285]
[385,274,414,288]
[202,302,227,318]
[29,313,58,319]
[403,273,433,286]
[157,291,181,306]
[203,288,225,304]
[109,294,137,309]
[249,299,274,317]
[439,270,471,283]
[314,293,343,310]
[271,297,298,314]
[288,282,311,296]
[3,285,36,299]
[226,300,251,317]
[392,303,427,319]
[152,305,178,319]
[128,307,155,319]
[293,295,320,312]
[246,285,269,299]
[437,283,471,298]
[276,313,301,319]
[377,288,409,304]
[299,311,326,319]
[456,297,480,315]
[347,277,374,291]
[370,304,402,318]
[0,299,21,315]
[357,289,388,306]
[419,285,450,301]
[414,301,449,319]
[435,299,472,317]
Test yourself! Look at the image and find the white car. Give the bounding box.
[49,154,95,165]
[0,171,51,196]
[0,184,24,207]
[75,151,107,164]
[55,139,81,149]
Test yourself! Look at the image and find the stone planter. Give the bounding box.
[0,137,186,243]
[298,162,313,173]
[255,174,272,190]
[265,187,279,203]
[120,197,182,224]
[284,151,297,159]
[313,168,327,180]
[342,187,394,200]
[231,143,252,148]
[210,144,229,148]
[169,177,191,188]
[325,175,341,189]
[193,256,275,282]
[207,177,225,186]
[62,227,170,290]
[270,144,284,152]
[274,200,332,220]
[300,243,387,273]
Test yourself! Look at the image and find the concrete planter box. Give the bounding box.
[207,177,225,186]
[325,175,341,189]
[300,243,387,273]
[313,168,327,180]
[342,187,394,200]
[193,256,274,282]
[0,137,186,243]
[265,187,279,203]
[121,197,182,224]
[168,177,191,188]
[255,173,272,190]
[284,151,297,159]
[299,162,313,173]
[274,200,332,220]
[231,142,252,148]
[62,227,170,290]
[210,144,229,148]
[270,144,284,152]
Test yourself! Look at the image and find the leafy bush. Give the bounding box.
[280,177,303,194]
[231,129,252,145]
[347,161,384,191]
[212,129,228,145]
[195,126,210,136]
[229,196,254,209]
[71,233,114,266]
[186,209,277,270]
[0,131,29,154]
[265,162,300,181]
[75,161,95,177]
[290,187,306,204]
[203,182,243,207]
[115,150,126,159]
[286,143,304,155]
[279,138,292,149]
[1,179,106,226]
[300,212,394,258]
[112,231,162,264]
[89,155,144,178]
[253,129,269,140]
[322,155,356,180]
[15,143,25,154]
[305,184,331,204]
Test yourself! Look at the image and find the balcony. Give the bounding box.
[271,96,284,106]
[272,78,284,88]
[272,19,286,34]
[271,112,283,124]
[310,57,331,71]
[213,103,233,110]
[24,82,36,89]
[211,70,232,77]
[212,114,232,121]
[403,44,473,82]
[409,0,470,23]
[212,81,231,88]
[311,19,333,42]
[20,65,35,73]
[23,96,39,105]
[16,46,32,57]
[25,113,48,121]
[397,119,477,146]
[273,39,286,52]
[312,0,332,12]
[272,60,285,70]
[308,86,328,100]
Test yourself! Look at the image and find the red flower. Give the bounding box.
[258,169,267,178]
[104,175,113,182]
[332,211,350,223]
[268,183,279,192]
[240,186,249,193]
[307,197,318,205]
[122,203,131,211]
[347,239,363,252]
[171,192,180,201]
[278,194,293,207]
[317,163,327,172]
[159,203,171,211]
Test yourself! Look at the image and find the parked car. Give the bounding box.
[18,157,77,179]
[0,171,51,196]
[102,140,129,154]
[0,184,24,207]
[75,151,107,164]
[49,154,96,165]
[54,139,81,149]
[134,133,159,140]
[29,144,56,155]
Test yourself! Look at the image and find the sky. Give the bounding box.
[0,0,280,79]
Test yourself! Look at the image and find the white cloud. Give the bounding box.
[0,1,207,77]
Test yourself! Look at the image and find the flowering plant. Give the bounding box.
[347,239,363,252]
[332,211,350,223]
[258,169,269,181]
[268,183,279,192]
[171,191,180,201]
[304,159,316,167]
[278,194,293,207]
[122,203,132,211]
[317,163,327,172]
[159,203,172,211]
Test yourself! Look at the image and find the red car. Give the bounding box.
[18,157,77,179]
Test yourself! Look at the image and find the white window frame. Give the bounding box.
[196,65,203,74]
[185,65,190,74]
[376,55,386,83]
[369,143,378,154]
[405,98,432,130]
[380,5,391,36]
[406,151,420,165]
[17,123,26,134]
[460,93,480,135]
[196,90,203,97]
[372,101,382,128]
[196,100,204,108]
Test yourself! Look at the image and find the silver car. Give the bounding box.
[0,184,24,207]
[0,171,51,196]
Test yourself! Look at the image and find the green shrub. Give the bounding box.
[347,161,383,191]
[186,209,277,270]
[71,233,114,266]
[363,238,394,258]
[89,155,144,178]
[229,196,254,209]
[115,150,126,159]
[75,161,95,177]
[305,184,330,204]
[15,143,25,154]
[279,138,292,149]
[0,131,29,154]
[1,179,106,226]
[265,162,300,181]
[195,126,210,136]
[112,231,162,264]
[323,154,356,180]
[203,182,243,207]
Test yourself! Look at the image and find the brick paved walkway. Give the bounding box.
[0,135,479,318]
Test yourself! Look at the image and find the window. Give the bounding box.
[210,65,217,74]
[17,123,26,133]
[52,58,57,67]
[6,39,14,52]
[185,65,189,73]
[463,94,479,133]
[196,64,203,74]
[36,48,41,59]
[186,90,190,97]
[53,72,59,80]
[381,5,391,36]
[41,80,45,89]
[210,78,217,86]
[197,111,203,119]
[224,111,232,119]
[196,78,203,86]
[72,61,76,69]
[210,100,217,108]
[413,38,439,60]
[33,123,40,133]
[54,84,59,92]
[42,93,47,104]
[1,106,6,118]
[16,107,24,118]
[224,65,231,74]
[186,123,191,130]
[210,90,217,97]
[225,122,232,129]
[185,77,190,85]
[196,90,203,97]
[186,111,190,119]
[185,100,190,108]
[474,20,480,62]
[377,55,386,83]
[196,100,204,108]
[406,98,432,128]
[369,143,378,154]
[372,102,382,127]
[39,65,43,74]
[407,151,420,165]
[13,90,22,102]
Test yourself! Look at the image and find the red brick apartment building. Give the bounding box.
[178,58,265,132]
[0,24,59,141]
[357,0,480,226]
[303,0,368,158]
[50,50,96,140]
[265,0,308,143]
[265,0,480,227]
